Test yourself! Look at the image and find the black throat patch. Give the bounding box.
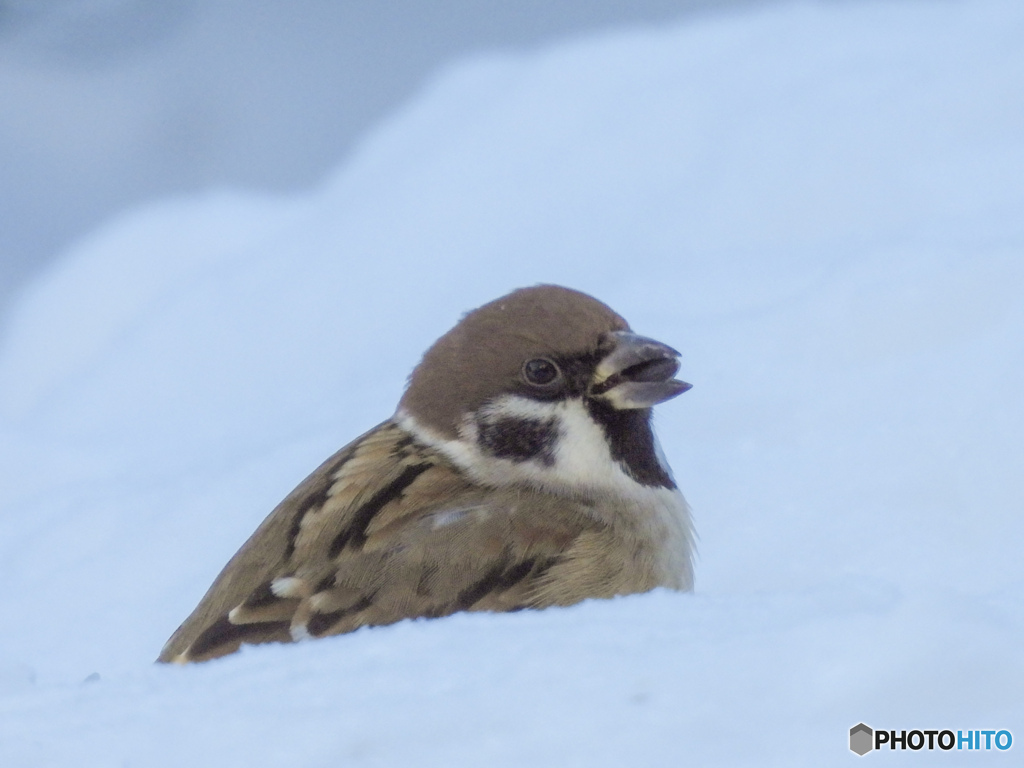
[476,414,559,465]
[585,399,676,489]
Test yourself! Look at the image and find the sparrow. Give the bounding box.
[158,284,693,663]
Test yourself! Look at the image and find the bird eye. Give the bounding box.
[522,358,561,386]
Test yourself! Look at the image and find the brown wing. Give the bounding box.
[158,420,618,663]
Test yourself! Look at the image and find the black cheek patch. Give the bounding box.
[477,415,558,465]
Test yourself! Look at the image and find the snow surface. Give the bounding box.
[2,0,1022,765]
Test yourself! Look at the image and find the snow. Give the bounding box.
[1,0,1022,764]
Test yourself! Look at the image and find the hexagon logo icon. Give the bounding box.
[850,723,874,756]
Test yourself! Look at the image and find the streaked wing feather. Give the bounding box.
[158,420,608,663]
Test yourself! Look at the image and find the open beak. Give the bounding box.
[590,331,692,409]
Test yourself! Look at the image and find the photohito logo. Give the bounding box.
[849,724,1013,756]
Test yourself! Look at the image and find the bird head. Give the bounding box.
[397,285,690,496]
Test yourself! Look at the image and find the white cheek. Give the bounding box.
[397,398,641,500]
[545,399,634,493]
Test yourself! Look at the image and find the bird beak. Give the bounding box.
[590,331,692,409]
